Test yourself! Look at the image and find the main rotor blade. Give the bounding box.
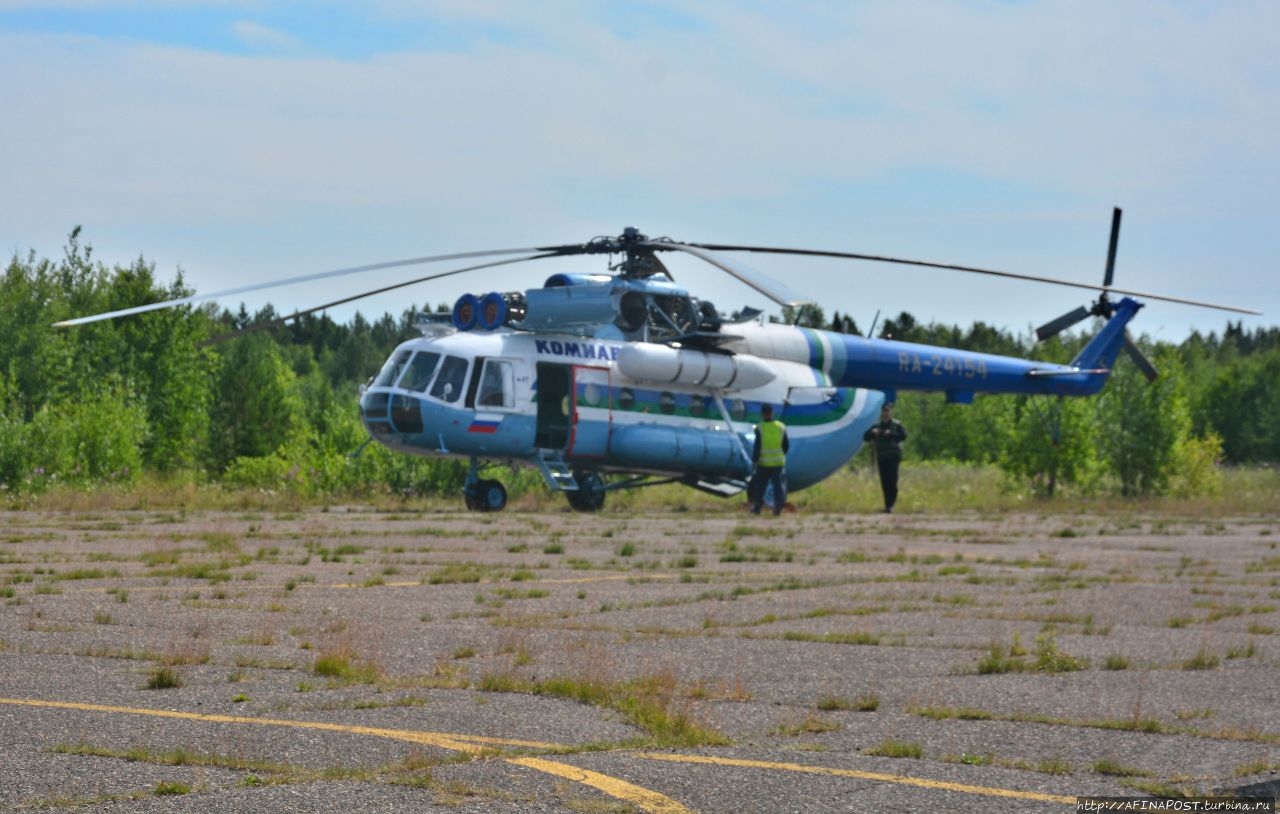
[646,241,812,307]
[52,246,553,327]
[1035,305,1091,342]
[1103,207,1122,288]
[202,252,560,344]
[1123,332,1160,381]
[684,242,1261,316]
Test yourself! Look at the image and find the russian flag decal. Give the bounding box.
[467,412,503,434]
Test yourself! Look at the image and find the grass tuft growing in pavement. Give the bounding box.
[816,692,880,712]
[144,666,183,690]
[1093,759,1151,778]
[772,714,841,737]
[865,738,924,758]
[312,635,384,684]
[478,668,728,747]
[975,631,1084,674]
[1182,648,1221,671]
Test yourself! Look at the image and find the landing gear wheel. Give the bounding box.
[466,479,507,512]
[566,470,606,512]
[477,479,507,512]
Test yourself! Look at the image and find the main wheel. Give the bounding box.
[566,470,606,512]
[477,479,507,512]
[464,484,481,511]
[466,479,507,512]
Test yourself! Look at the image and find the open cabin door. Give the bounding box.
[534,362,571,450]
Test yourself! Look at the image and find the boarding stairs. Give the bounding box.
[536,449,579,492]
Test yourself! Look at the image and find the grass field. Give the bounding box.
[13,462,1279,517]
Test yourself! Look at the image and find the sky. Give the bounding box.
[2,1,1276,345]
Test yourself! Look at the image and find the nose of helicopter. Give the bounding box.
[360,389,428,436]
[359,389,393,436]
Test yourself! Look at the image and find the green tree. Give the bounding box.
[996,395,1101,497]
[1193,349,1280,463]
[878,311,918,341]
[778,304,827,328]
[78,257,214,471]
[207,332,304,472]
[2,231,215,474]
[1095,346,1193,496]
[320,312,385,388]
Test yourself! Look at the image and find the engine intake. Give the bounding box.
[452,291,526,331]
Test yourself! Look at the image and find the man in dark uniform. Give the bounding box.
[863,402,907,513]
[749,404,789,515]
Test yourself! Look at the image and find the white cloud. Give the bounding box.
[0,1,1276,337]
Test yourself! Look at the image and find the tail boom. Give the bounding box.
[729,297,1144,400]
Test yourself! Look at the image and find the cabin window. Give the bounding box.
[399,351,441,392]
[689,394,707,418]
[430,355,469,403]
[617,388,635,410]
[476,359,515,408]
[373,350,411,387]
[729,398,746,421]
[659,392,676,414]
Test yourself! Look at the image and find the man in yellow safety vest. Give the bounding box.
[749,403,790,515]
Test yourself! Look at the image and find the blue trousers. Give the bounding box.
[749,466,786,514]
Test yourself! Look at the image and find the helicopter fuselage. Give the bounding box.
[359,325,882,497]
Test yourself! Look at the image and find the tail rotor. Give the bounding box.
[1034,208,1158,380]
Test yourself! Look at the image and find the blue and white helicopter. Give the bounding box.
[57,209,1255,511]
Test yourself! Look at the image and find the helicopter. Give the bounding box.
[56,209,1258,512]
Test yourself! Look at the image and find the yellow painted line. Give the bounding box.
[327,580,421,589]
[1,698,691,814]
[510,757,690,814]
[635,752,1076,806]
[1,697,500,753]
[4,698,1077,807]
[450,732,570,751]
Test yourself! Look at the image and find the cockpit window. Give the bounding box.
[399,351,441,392]
[477,359,515,408]
[430,355,469,403]
[373,350,411,387]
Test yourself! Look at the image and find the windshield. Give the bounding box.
[373,350,411,387]
[399,351,441,392]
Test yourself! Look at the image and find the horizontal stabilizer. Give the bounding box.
[1026,368,1110,378]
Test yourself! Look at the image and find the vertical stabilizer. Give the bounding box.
[1070,297,1143,372]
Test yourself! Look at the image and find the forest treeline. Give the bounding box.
[2,234,1277,499]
